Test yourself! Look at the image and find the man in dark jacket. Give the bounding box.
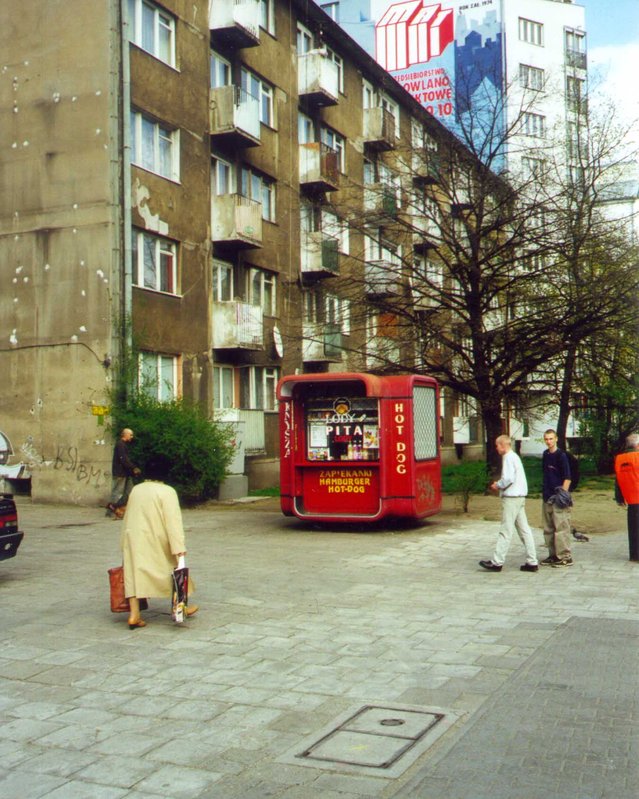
[541,429,572,567]
[106,428,140,517]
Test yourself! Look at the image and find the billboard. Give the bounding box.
[332,0,505,154]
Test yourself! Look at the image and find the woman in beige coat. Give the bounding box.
[121,454,197,629]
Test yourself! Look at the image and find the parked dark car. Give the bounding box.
[0,494,23,560]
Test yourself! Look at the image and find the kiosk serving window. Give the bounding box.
[305,397,379,461]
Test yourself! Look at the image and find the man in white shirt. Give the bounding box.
[479,434,539,572]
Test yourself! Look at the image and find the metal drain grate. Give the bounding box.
[279,703,460,779]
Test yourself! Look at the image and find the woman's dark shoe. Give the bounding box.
[128,618,147,630]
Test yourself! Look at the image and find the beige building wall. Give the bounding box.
[0,1,123,503]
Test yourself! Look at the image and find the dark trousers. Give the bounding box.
[627,504,639,561]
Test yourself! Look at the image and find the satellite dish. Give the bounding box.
[273,325,284,357]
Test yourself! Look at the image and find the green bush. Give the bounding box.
[441,460,489,512]
[111,393,236,504]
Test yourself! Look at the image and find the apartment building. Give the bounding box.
[0,0,489,503]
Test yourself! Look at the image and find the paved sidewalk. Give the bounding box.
[0,498,637,798]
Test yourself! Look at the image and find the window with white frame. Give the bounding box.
[210,51,231,87]
[565,29,586,55]
[519,63,544,91]
[132,229,178,294]
[326,294,350,334]
[127,0,176,66]
[213,365,235,409]
[240,67,274,127]
[326,47,344,93]
[213,260,234,301]
[297,23,313,54]
[322,210,349,254]
[522,156,545,181]
[240,166,275,221]
[240,366,279,410]
[130,110,179,181]
[519,17,543,46]
[320,2,339,21]
[566,75,586,107]
[362,81,400,136]
[298,112,314,144]
[303,289,323,323]
[247,268,277,315]
[320,127,345,171]
[259,0,275,35]
[212,156,233,195]
[139,352,179,401]
[523,250,545,272]
[523,112,545,137]
[380,94,400,137]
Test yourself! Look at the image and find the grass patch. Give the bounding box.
[249,487,280,497]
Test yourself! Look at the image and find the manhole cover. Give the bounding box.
[279,703,460,779]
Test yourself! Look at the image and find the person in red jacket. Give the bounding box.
[614,432,639,562]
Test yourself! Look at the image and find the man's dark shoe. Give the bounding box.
[479,560,502,572]
[520,563,539,572]
[540,555,559,566]
[551,557,574,568]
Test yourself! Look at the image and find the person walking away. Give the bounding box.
[107,428,140,517]
[121,454,198,629]
[541,429,573,567]
[479,434,539,572]
[614,432,639,562]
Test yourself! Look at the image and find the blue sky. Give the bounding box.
[580,0,639,138]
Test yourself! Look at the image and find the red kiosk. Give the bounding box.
[277,372,441,522]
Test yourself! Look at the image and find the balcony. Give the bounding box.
[299,143,340,193]
[365,259,402,298]
[212,194,262,250]
[209,0,260,49]
[216,408,266,453]
[298,52,339,107]
[412,215,438,253]
[363,182,399,220]
[363,107,396,151]
[413,151,441,184]
[366,336,400,368]
[301,231,339,279]
[566,49,587,70]
[302,322,343,362]
[212,301,263,350]
[209,86,260,148]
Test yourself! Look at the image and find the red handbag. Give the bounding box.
[108,566,148,613]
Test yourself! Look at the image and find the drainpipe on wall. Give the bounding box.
[120,0,133,372]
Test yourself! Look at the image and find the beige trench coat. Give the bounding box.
[121,480,186,599]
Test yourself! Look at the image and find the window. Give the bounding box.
[523,250,545,272]
[210,51,231,88]
[326,47,344,93]
[523,112,545,137]
[247,268,277,315]
[380,94,400,137]
[565,29,586,55]
[139,352,179,401]
[519,64,544,91]
[240,68,274,127]
[320,127,345,172]
[519,18,543,47]
[522,156,545,181]
[213,260,234,301]
[566,76,586,108]
[240,166,275,221]
[297,23,313,54]
[240,366,279,410]
[213,366,235,409]
[298,112,314,144]
[130,110,179,181]
[132,229,178,294]
[127,0,175,67]
[320,2,339,22]
[362,81,400,136]
[212,157,233,195]
[259,0,275,35]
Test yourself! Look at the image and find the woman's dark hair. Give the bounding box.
[144,454,171,482]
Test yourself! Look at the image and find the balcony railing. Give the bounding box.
[363,182,399,219]
[302,322,343,362]
[301,231,339,278]
[298,51,339,106]
[212,194,262,249]
[365,259,402,297]
[216,408,265,452]
[363,107,396,151]
[212,301,263,350]
[209,86,260,147]
[209,0,260,48]
[566,49,587,70]
[412,151,441,184]
[299,143,340,192]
